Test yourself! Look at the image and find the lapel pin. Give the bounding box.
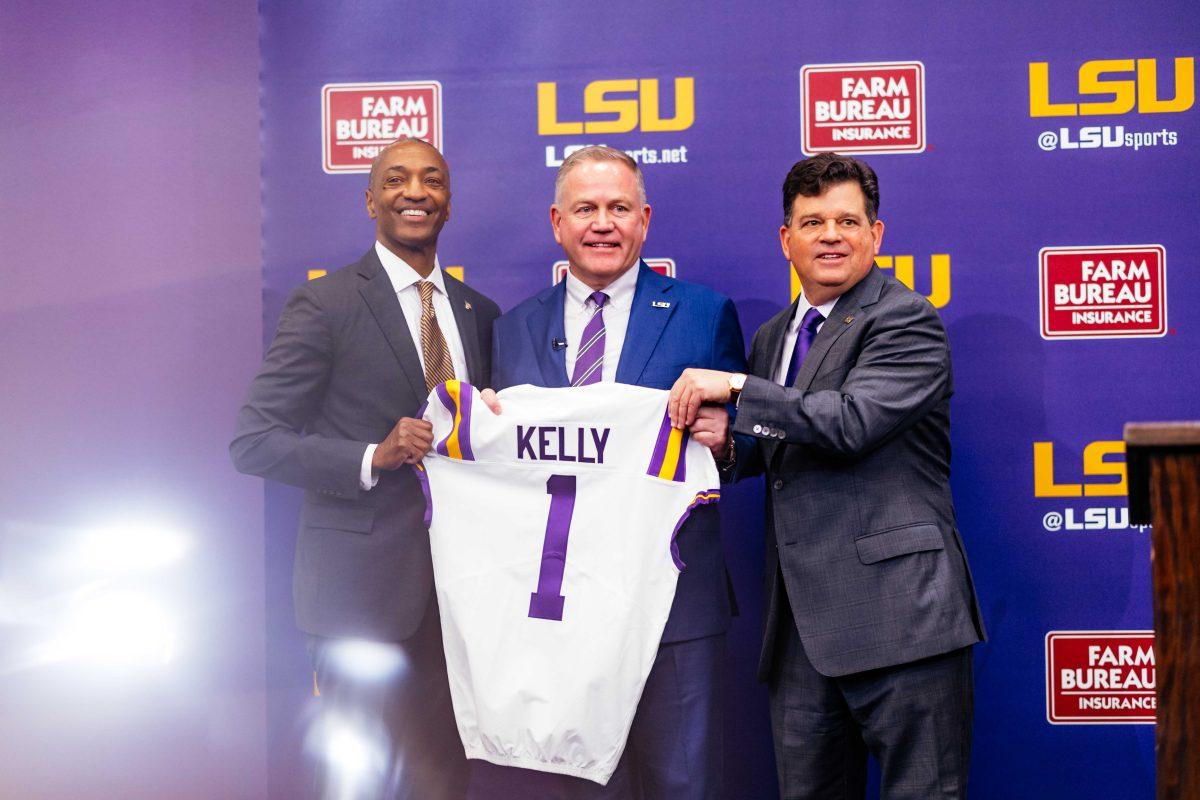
[651,301,671,309]
[464,301,473,311]
[843,315,854,324]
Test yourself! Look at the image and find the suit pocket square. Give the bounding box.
[855,523,945,565]
[303,502,376,534]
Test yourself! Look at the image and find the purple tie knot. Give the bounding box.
[783,307,826,387]
[590,291,609,309]
[800,306,824,332]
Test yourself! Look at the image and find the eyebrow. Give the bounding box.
[799,209,863,219]
[382,165,445,175]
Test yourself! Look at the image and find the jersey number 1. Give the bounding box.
[528,474,576,621]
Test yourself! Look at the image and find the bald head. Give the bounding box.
[368,137,447,190]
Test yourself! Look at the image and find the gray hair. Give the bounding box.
[553,145,646,207]
[367,137,446,189]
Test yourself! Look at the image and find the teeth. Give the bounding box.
[587,243,617,248]
[400,209,428,217]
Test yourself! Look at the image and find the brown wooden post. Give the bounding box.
[1125,421,1200,800]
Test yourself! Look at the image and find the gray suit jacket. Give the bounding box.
[733,266,984,679]
[231,247,501,642]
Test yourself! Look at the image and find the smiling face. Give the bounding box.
[550,159,651,290]
[781,181,885,307]
[365,140,451,261]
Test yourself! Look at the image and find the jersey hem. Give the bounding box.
[464,749,615,786]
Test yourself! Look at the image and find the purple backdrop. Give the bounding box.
[257,2,1197,799]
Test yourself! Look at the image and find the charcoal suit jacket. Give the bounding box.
[733,265,985,678]
[231,246,501,642]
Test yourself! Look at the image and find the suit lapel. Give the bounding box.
[794,266,885,391]
[615,263,676,385]
[526,282,570,387]
[443,276,482,385]
[758,301,795,384]
[357,248,427,401]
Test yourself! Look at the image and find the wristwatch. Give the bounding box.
[728,372,747,398]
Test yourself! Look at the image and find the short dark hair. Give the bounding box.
[782,153,880,225]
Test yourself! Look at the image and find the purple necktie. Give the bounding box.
[783,307,825,387]
[570,291,609,386]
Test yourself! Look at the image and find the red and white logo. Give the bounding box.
[1039,245,1167,339]
[801,62,925,155]
[321,81,443,174]
[1046,631,1156,724]
[552,259,676,285]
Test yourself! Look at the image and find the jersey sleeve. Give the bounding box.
[421,379,479,462]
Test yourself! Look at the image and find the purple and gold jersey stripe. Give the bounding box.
[646,409,689,482]
[434,380,475,461]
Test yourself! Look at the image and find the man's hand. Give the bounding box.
[479,388,502,415]
[372,417,434,470]
[690,405,730,461]
[669,368,734,428]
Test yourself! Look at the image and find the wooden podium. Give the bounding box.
[1125,422,1200,800]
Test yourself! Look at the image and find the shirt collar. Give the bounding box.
[789,290,840,333]
[375,240,445,295]
[563,261,640,311]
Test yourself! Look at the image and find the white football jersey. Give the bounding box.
[417,381,720,785]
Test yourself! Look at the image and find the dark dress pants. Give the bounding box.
[769,594,974,800]
[308,597,467,800]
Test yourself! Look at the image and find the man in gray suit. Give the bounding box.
[669,153,984,799]
[232,138,500,799]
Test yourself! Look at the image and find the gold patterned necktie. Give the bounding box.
[417,280,456,392]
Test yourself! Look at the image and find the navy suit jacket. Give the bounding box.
[492,262,747,642]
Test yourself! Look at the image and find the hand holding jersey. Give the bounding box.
[416,381,720,785]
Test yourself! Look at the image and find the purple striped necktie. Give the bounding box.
[570,291,609,386]
[783,306,825,387]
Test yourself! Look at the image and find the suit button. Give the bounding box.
[752,424,762,434]
[777,430,786,439]
[773,479,784,490]
[764,426,774,436]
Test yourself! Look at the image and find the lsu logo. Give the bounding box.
[789,255,950,308]
[538,79,695,135]
[322,81,443,173]
[553,259,675,285]
[1033,440,1126,498]
[1029,58,1194,116]
[801,62,925,155]
[1039,245,1166,339]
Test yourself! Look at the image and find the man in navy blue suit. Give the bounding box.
[472,145,747,799]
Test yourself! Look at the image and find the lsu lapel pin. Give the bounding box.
[843,315,854,324]
[464,301,473,311]
[651,301,671,309]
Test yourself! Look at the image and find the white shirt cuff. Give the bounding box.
[360,444,380,490]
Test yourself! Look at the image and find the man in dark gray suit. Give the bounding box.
[232,138,500,800]
[669,153,984,799]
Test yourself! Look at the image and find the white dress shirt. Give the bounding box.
[774,292,840,385]
[563,264,639,383]
[362,241,469,489]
